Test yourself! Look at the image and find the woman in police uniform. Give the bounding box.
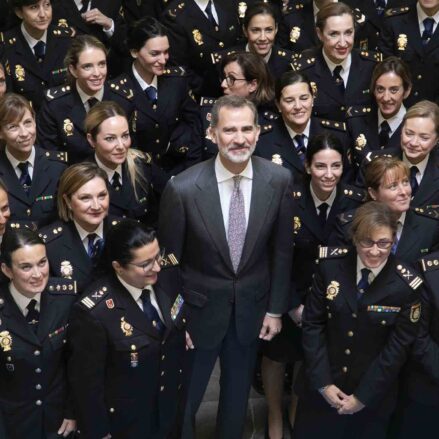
[115,16,202,179]
[0,93,66,228]
[40,162,115,294]
[261,132,365,438]
[85,101,158,224]
[255,71,353,183]
[37,34,134,164]
[0,228,76,438]
[294,201,422,439]
[68,220,186,439]
[293,2,379,122]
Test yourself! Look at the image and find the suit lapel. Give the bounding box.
[300,187,325,241]
[315,51,344,104]
[194,160,233,271]
[337,252,358,313]
[0,150,31,205]
[129,71,161,122]
[36,291,57,342]
[275,121,304,172]
[414,152,439,205]
[405,9,425,57]
[396,211,420,257]
[29,149,51,200]
[62,222,92,277]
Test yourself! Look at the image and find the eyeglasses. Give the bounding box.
[358,239,393,249]
[127,248,166,271]
[221,75,248,87]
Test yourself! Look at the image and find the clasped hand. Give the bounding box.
[321,385,365,415]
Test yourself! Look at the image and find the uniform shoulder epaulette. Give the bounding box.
[211,50,237,65]
[395,263,423,290]
[260,123,274,134]
[291,53,315,71]
[47,277,77,295]
[167,2,185,19]
[284,2,304,14]
[421,255,439,272]
[318,246,349,259]
[337,211,354,225]
[80,286,110,310]
[346,105,372,118]
[108,78,134,100]
[292,186,303,199]
[7,220,37,231]
[4,34,16,46]
[56,18,70,28]
[385,6,410,18]
[262,110,279,122]
[52,25,74,38]
[320,119,346,132]
[39,224,64,244]
[45,84,72,101]
[276,49,295,60]
[160,252,179,268]
[162,66,186,76]
[359,50,383,63]
[364,149,396,163]
[43,150,68,163]
[341,185,366,202]
[200,97,217,107]
[413,205,439,220]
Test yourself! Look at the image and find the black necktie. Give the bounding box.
[145,86,157,104]
[333,65,345,93]
[87,97,98,110]
[26,299,39,333]
[79,0,89,13]
[318,203,329,228]
[357,268,371,299]
[111,171,122,190]
[410,166,419,196]
[379,120,391,148]
[205,0,217,26]
[34,41,46,62]
[375,0,386,15]
[294,134,306,164]
[422,18,435,46]
[18,162,32,194]
[87,233,103,265]
[141,289,165,336]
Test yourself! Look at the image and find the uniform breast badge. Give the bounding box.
[290,26,301,43]
[60,261,73,279]
[326,281,340,301]
[192,29,204,46]
[410,303,421,323]
[15,64,25,81]
[293,216,301,234]
[63,119,74,137]
[0,331,12,352]
[238,2,247,18]
[120,317,133,336]
[355,134,367,151]
[397,34,407,51]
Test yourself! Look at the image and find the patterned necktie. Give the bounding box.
[18,162,32,194]
[333,65,345,93]
[141,289,165,336]
[294,134,306,164]
[34,41,46,62]
[318,203,329,229]
[422,18,435,46]
[205,0,217,26]
[112,171,122,190]
[26,299,39,333]
[379,120,391,148]
[228,176,246,272]
[410,166,419,196]
[357,268,371,299]
[145,86,157,104]
[87,233,103,264]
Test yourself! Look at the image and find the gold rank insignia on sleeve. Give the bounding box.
[161,253,179,268]
[396,264,423,290]
[47,277,77,294]
[80,287,108,309]
[410,303,421,323]
[360,50,383,62]
[319,246,349,259]
[326,281,340,301]
[45,84,71,100]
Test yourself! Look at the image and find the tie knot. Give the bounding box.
[424,17,435,30]
[318,202,329,215]
[145,86,157,102]
[410,165,419,176]
[294,134,305,147]
[18,161,29,173]
[380,120,391,132]
[361,268,371,278]
[333,65,343,76]
[141,288,151,300]
[233,175,242,188]
[27,298,37,312]
[88,233,97,244]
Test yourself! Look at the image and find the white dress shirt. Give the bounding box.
[322,50,352,86]
[20,22,47,53]
[284,119,311,148]
[6,146,36,179]
[403,152,429,185]
[132,64,158,96]
[9,282,41,316]
[74,221,104,253]
[194,0,219,23]
[417,2,439,36]
[310,183,337,217]
[76,83,105,111]
[95,154,123,185]
[378,105,406,138]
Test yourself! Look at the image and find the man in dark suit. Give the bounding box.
[159,95,294,438]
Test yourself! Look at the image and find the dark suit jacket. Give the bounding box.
[1,24,73,111]
[37,81,134,164]
[293,48,378,121]
[379,6,439,105]
[0,283,76,438]
[158,156,294,348]
[301,249,421,416]
[0,147,66,228]
[68,269,186,439]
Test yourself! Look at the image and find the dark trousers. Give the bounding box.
[182,316,259,439]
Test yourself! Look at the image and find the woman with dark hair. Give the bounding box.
[347,56,412,168]
[85,100,158,223]
[331,156,439,265]
[40,162,114,293]
[294,201,422,439]
[68,219,187,439]
[0,93,67,228]
[37,34,135,164]
[0,0,73,111]
[293,2,379,122]
[261,132,365,438]
[202,50,275,159]
[0,228,76,438]
[113,15,202,178]
[255,70,353,183]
